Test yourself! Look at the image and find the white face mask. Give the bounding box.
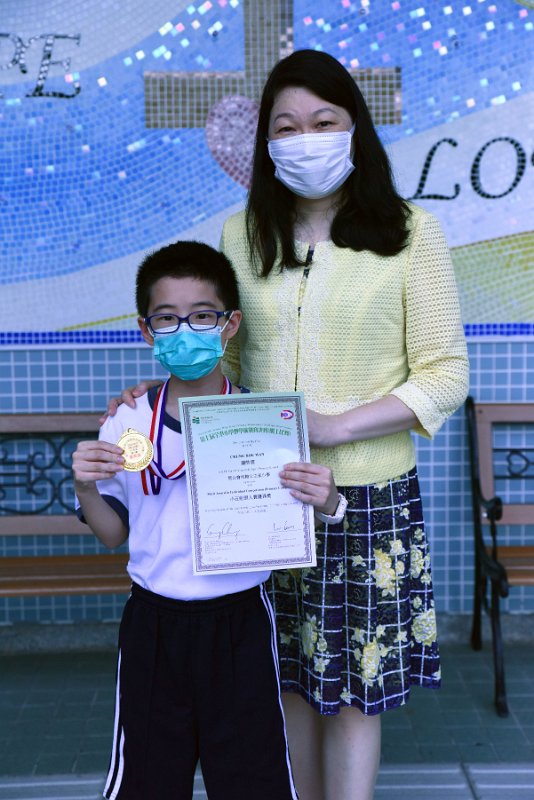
[267,125,356,199]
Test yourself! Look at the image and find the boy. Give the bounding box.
[73,241,338,800]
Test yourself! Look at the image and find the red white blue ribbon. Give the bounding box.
[141,377,231,495]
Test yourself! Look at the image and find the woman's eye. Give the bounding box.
[317,120,334,129]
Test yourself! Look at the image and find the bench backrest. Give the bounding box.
[471,402,534,526]
[0,413,100,536]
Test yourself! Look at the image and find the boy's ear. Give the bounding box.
[224,310,242,340]
[138,317,154,347]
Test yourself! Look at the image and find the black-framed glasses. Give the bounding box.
[144,310,233,335]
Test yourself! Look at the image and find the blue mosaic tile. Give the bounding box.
[0,331,144,346]
[0,0,531,318]
[2,324,534,348]
[0,3,247,287]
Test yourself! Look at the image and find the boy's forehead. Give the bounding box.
[149,275,222,307]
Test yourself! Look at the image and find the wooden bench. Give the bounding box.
[0,413,130,597]
[465,396,534,716]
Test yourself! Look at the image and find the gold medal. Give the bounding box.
[117,428,153,472]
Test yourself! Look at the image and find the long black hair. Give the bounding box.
[246,49,411,276]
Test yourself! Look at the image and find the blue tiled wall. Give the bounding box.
[1,340,533,623]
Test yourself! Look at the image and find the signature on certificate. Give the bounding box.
[272,520,297,532]
[206,521,241,539]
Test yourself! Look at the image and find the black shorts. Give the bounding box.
[104,582,298,800]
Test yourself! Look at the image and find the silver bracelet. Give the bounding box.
[315,493,348,524]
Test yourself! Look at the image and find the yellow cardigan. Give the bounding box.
[220,204,469,486]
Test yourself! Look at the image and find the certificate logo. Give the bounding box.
[280,409,294,420]
[191,414,216,424]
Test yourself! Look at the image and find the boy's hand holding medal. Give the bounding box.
[116,428,153,472]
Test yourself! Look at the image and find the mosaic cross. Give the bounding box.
[144,0,401,187]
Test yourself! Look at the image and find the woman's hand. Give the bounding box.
[72,440,124,489]
[279,462,339,516]
[99,380,162,424]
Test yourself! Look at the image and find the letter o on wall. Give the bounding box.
[470,137,527,199]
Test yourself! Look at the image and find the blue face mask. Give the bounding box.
[153,325,227,381]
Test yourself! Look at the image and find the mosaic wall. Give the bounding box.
[0,0,532,622]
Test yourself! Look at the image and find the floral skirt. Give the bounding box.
[267,468,441,716]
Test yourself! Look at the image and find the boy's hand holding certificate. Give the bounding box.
[180,391,316,574]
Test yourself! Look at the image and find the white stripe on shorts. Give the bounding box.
[104,650,126,800]
[259,583,299,800]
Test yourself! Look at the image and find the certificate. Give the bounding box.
[179,391,316,574]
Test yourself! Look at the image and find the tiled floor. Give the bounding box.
[0,639,533,799]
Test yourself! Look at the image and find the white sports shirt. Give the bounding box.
[77,389,270,600]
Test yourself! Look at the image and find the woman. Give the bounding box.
[110,50,469,800]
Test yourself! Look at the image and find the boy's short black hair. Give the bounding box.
[136,240,240,317]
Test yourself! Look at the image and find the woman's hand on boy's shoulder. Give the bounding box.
[279,462,338,516]
[99,380,162,424]
[72,440,125,488]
